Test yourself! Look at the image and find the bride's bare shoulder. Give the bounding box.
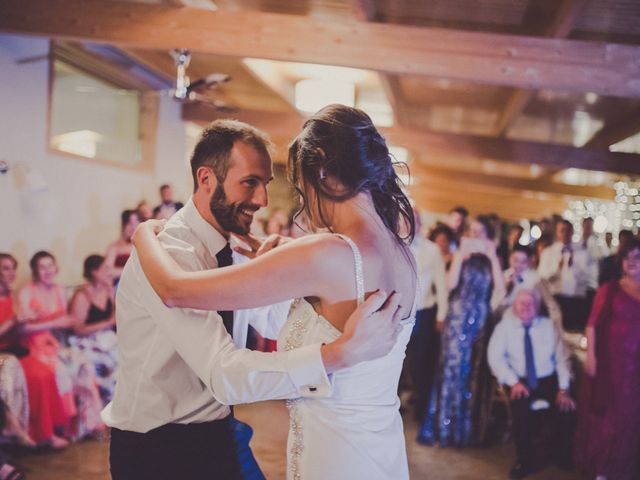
[284,233,356,272]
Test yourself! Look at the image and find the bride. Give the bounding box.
[134,104,417,480]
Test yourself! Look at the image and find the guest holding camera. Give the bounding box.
[418,216,504,447]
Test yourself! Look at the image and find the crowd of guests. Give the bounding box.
[407,205,640,480]
[0,184,189,478]
[3,176,638,480]
[0,181,301,475]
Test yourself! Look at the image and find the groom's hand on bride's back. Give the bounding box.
[321,291,403,373]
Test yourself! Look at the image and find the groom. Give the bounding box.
[102,120,402,480]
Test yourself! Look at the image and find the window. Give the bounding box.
[48,43,159,171]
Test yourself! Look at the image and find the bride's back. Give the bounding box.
[307,225,416,333]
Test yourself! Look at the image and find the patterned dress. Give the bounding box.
[418,254,494,447]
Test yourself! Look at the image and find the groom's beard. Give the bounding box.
[209,184,259,235]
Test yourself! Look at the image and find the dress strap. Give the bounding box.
[335,234,365,306]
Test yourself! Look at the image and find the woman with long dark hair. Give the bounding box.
[133,104,417,479]
[418,216,504,446]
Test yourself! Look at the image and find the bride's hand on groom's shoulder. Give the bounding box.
[233,233,292,259]
[132,219,166,246]
[326,291,403,370]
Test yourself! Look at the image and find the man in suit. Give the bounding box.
[153,183,184,220]
[103,120,402,480]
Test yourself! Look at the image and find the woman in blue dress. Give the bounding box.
[418,216,504,446]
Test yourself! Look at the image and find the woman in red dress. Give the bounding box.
[16,251,71,448]
[575,238,640,480]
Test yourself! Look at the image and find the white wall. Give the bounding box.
[0,34,192,286]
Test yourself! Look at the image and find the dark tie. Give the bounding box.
[506,274,522,298]
[215,243,234,336]
[562,245,573,267]
[523,324,538,391]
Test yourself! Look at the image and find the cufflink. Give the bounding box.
[308,386,317,393]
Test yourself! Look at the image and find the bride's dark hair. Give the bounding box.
[288,104,415,244]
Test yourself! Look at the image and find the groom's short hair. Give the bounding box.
[190,119,272,191]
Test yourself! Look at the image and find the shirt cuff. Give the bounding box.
[557,373,570,391]
[285,344,333,397]
[501,371,520,387]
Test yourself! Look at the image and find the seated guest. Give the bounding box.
[69,255,118,404]
[488,289,576,479]
[0,254,33,448]
[17,251,104,443]
[598,229,634,286]
[152,184,183,220]
[499,246,562,328]
[574,238,640,480]
[538,220,592,331]
[0,399,27,480]
[15,251,71,448]
[105,209,140,281]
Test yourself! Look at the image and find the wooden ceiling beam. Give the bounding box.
[161,0,217,9]
[3,0,640,97]
[182,105,640,175]
[182,103,305,139]
[411,196,561,220]
[410,163,613,200]
[384,127,640,176]
[586,108,640,148]
[492,0,589,136]
[410,188,566,220]
[350,1,407,127]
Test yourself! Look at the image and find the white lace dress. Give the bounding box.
[278,235,415,480]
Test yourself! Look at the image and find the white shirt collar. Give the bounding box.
[181,197,228,257]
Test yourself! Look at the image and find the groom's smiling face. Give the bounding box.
[209,141,273,235]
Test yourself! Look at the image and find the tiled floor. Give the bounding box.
[11,400,586,479]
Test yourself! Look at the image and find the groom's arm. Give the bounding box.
[131,248,330,405]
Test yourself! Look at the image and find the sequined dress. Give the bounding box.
[277,235,414,480]
[418,254,494,447]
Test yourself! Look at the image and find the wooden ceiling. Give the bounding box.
[3,0,640,220]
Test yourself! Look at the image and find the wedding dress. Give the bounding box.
[278,235,415,480]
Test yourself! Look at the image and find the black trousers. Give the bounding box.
[406,306,441,421]
[509,375,575,469]
[110,417,242,480]
[554,295,590,332]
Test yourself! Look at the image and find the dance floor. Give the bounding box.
[12,400,585,479]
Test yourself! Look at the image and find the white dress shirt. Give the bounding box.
[501,268,540,307]
[487,312,571,390]
[583,235,603,289]
[102,198,332,433]
[411,236,448,319]
[537,242,591,297]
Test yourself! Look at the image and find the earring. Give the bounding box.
[319,168,326,180]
